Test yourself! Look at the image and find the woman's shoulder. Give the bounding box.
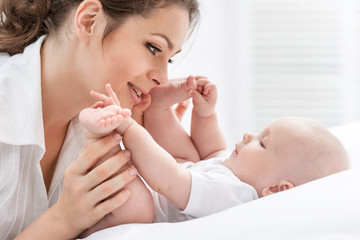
[0,36,47,147]
[0,35,46,70]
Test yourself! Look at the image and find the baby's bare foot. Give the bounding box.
[79,105,125,137]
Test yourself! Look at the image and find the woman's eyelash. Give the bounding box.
[146,42,174,64]
[146,43,161,55]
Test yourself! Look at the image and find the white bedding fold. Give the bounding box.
[83,167,360,240]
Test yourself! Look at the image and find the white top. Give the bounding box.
[152,154,258,222]
[0,36,86,240]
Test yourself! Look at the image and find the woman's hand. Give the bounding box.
[53,133,137,237]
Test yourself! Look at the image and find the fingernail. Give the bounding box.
[124,150,131,158]
[129,168,137,176]
[113,133,121,141]
[123,189,131,196]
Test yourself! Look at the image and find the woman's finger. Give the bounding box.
[85,150,132,190]
[72,133,122,174]
[175,99,191,121]
[90,90,109,102]
[89,166,137,204]
[105,83,120,106]
[94,188,132,217]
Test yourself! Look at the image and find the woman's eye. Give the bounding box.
[146,43,174,64]
[259,141,265,149]
[146,43,161,56]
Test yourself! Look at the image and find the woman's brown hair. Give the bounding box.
[0,0,199,56]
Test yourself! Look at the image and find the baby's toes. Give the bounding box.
[98,119,106,128]
[105,117,113,128]
[121,109,131,118]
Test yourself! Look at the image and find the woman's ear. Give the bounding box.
[74,0,104,43]
[261,180,295,197]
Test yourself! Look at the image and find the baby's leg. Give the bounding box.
[79,106,153,238]
[79,105,125,139]
[150,76,197,108]
[78,166,154,238]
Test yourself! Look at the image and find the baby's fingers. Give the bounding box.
[203,82,217,96]
[91,101,105,109]
[186,75,197,90]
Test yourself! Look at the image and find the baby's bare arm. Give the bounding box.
[119,119,191,210]
[144,77,200,163]
[190,77,227,159]
[144,106,200,163]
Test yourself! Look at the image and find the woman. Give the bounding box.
[0,0,199,239]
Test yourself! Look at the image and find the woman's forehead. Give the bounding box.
[130,6,190,45]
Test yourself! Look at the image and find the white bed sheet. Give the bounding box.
[83,121,360,240]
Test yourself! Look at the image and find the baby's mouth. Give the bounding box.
[127,82,143,97]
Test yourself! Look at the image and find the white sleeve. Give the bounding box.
[0,143,47,240]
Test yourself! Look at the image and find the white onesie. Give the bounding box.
[151,153,258,222]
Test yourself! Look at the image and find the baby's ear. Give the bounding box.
[261,180,295,197]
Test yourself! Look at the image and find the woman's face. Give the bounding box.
[88,6,190,109]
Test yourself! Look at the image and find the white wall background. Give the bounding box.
[168,0,360,148]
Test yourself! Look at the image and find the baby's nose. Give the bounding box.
[243,132,255,144]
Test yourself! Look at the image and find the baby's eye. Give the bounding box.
[259,140,265,149]
[146,43,161,56]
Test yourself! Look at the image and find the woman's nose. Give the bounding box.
[149,63,168,87]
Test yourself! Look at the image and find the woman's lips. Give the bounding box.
[128,82,142,96]
[127,82,141,104]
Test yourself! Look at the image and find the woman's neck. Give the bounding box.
[40,36,91,128]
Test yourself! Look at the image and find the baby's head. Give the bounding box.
[224,117,349,197]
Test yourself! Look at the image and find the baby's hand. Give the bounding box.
[189,76,217,117]
[149,77,197,108]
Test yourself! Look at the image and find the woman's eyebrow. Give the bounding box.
[151,33,174,50]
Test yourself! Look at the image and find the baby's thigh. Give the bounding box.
[106,175,154,225]
[79,174,154,238]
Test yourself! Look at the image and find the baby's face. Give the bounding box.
[224,118,312,196]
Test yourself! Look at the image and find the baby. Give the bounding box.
[79,76,350,234]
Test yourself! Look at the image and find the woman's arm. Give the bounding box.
[15,134,137,240]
